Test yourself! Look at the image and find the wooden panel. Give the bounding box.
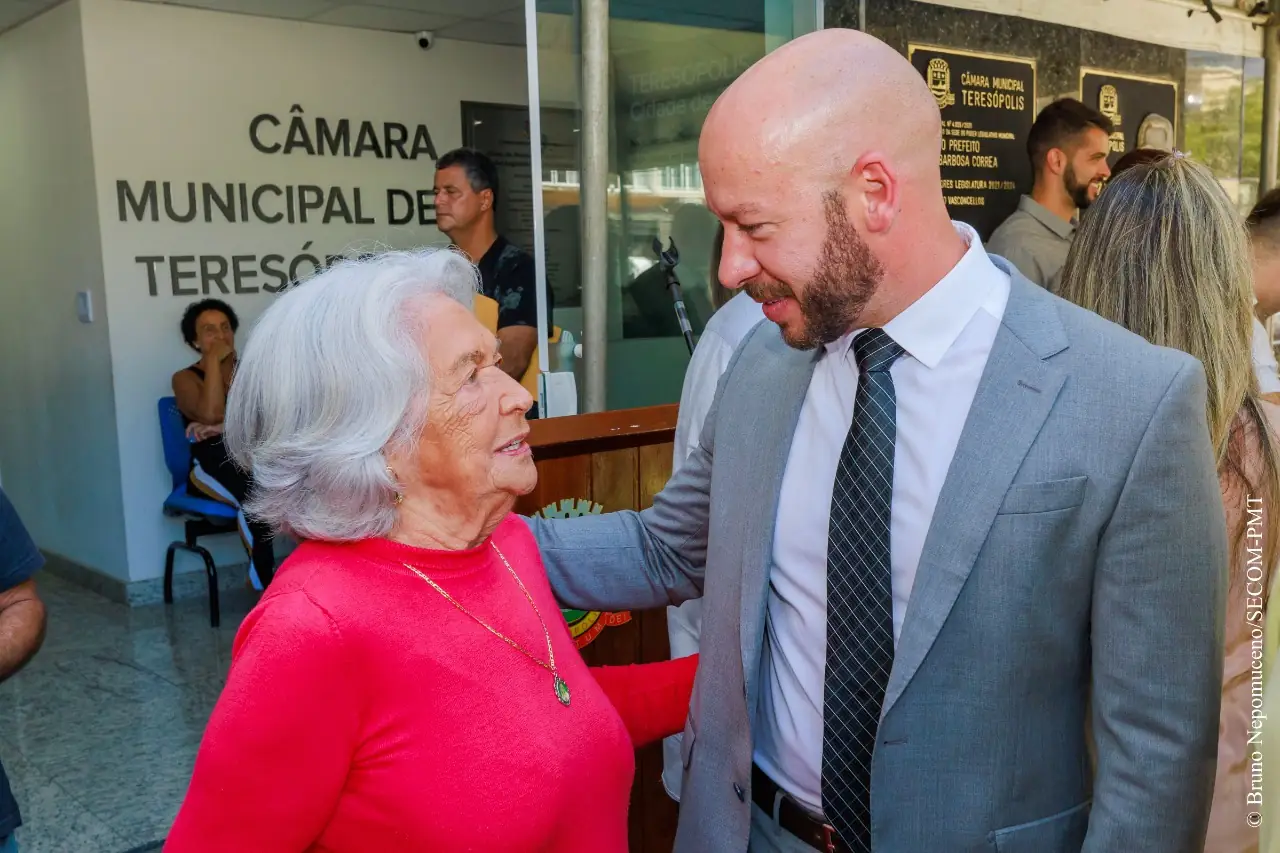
[529,404,677,459]
[514,454,591,518]
[639,442,675,507]
[580,448,642,671]
[592,448,641,513]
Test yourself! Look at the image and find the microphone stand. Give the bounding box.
[653,236,695,355]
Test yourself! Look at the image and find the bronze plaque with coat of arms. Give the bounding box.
[908,44,1037,240]
[1079,69,1179,167]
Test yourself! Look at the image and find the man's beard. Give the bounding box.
[744,191,885,350]
[1065,163,1094,210]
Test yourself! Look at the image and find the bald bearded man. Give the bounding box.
[528,29,1223,853]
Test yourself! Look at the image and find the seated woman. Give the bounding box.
[1057,154,1280,853]
[171,299,274,589]
[165,250,696,852]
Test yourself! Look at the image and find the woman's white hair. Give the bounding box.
[224,248,479,542]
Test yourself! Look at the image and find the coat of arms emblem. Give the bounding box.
[927,58,956,109]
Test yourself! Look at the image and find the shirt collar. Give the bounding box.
[1017,194,1075,240]
[825,221,1003,369]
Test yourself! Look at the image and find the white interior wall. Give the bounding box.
[0,0,130,579]
[79,0,533,581]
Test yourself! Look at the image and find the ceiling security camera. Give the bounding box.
[416,31,436,50]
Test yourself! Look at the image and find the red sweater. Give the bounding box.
[166,515,695,852]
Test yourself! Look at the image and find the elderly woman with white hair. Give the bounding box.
[165,249,696,852]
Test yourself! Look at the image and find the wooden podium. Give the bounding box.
[514,404,681,853]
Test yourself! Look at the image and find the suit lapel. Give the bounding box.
[880,268,1069,720]
[738,332,818,723]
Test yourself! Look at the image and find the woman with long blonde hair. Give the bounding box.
[1057,154,1280,853]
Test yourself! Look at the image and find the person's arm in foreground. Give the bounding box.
[526,326,759,614]
[591,655,698,749]
[0,489,45,683]
[1083,360,1226,852]
[165,593,359,853]
[527,392,717,614]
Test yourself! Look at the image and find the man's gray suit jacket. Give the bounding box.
[527,260,1227,853]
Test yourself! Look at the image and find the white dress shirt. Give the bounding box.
[664,291,766,801]
[753,222,1011,814]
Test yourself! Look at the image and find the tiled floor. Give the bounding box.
[2,573,256,853]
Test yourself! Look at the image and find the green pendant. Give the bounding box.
[554,675,571,707]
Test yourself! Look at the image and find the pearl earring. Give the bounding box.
[386,467,403,506]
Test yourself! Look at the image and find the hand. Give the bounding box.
[203,342,234,366]
[185,423,224,442]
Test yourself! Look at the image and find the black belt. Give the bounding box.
[751,764,845,853]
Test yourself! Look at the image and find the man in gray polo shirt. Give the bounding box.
[988,98,1114,290]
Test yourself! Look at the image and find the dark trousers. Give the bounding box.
[190,437,275,587]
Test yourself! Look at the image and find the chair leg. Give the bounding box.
[195,546,220,628]
[164,543,179,604]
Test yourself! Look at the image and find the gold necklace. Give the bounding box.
[402,541,570,707]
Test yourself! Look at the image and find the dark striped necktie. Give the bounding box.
[821,327,904,852]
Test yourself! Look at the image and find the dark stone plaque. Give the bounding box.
[908,44,1037,239]
[1080,69,1179,166]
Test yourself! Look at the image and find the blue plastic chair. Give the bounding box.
[158,396,238,627]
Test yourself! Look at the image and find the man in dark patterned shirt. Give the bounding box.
[435,148,547,416]
[0,488,46,853]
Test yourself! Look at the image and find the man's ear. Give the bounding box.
[853,155,897,235]
[1045,148,1068,177]
[481,188,494,212]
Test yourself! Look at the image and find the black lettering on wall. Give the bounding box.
[353,122,384,158]
[289,241,320,281]
[410,124,437,161]
[252,185,283,224]
[200,255,230,294]
[136,256,165,295]
[385,123,409,160]
[118,180,158,222]
[353,188,375,225]
[169,255,197,296]
[249,113,281,154]
[261,255,289,292]
[232,255,259,294]
[297,185,324,223]
[323,188,354,224]
[387,189,413,225]
[203,184,236,223]
[284,105,316,156]
[164,183,198,223]
[250,109,438,160]
[136,249,380,296]
[317,118,351,157]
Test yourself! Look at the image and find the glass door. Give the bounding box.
[527,0,822,415]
